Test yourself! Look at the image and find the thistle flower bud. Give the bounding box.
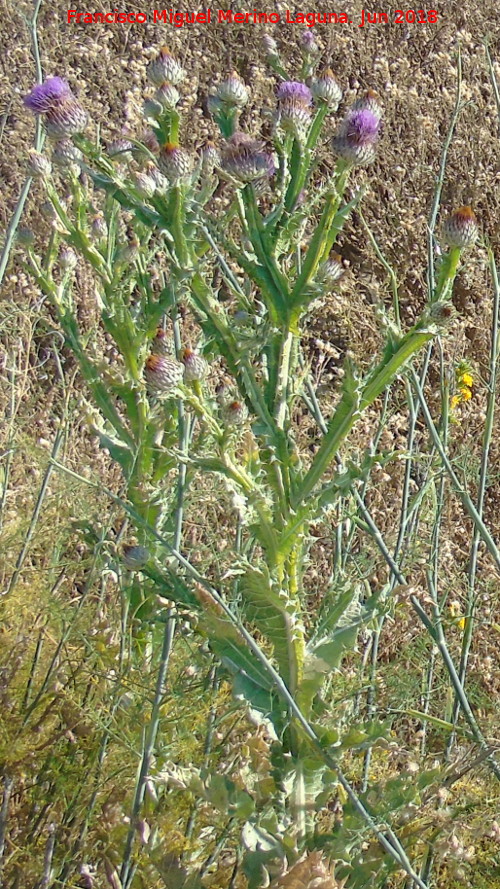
[27,150,52,177]
[215,72,249,108]
[442,206,478,249]
[154,83,180,110]
[317,252,344,285]
[52,139,83,167]
[40,200,58,221]
[332,107,381,166]
[351,89,383,120]
[142,131,160,155]
[221,133,275,184]
[117,239,139,264]
[45,97,88,138]
[311,69,342,110]
[148,165,168,190]
[107,138,135,159]
[181,348,208,382]
[147,46,185,86]
[144,353,184,393]
[223,400,248,427]
[17,228,35,247]
[299,30,319,55]
[276,81,313,141]
[151,328,174,355]
[133,171,156,198]
[143,98,163,120]
[262,34,278,57]
[201,142,221,173]
[91,214,108,241]
[157,143,193,184]
[122,544,150,569]
[60,247,78,271]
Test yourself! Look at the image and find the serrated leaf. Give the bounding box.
[237,562,305,691]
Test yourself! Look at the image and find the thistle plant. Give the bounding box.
[19,40,487,889]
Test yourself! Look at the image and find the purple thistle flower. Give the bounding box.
[221,133,275,184]
[299,30,319,55]
[24,77,72,113]
[333,106,381,166]
[346,109,380,143]
[277,81,312,106]
[24,78,88,138]
[276,82,313,141]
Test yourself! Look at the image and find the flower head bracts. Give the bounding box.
[157,142,193,184]
[311,69,342,110]
[275,81,313,141]
[333,105,381,165]
[147,46,185,86]
[221,133,275,184]
[442,206,478,249]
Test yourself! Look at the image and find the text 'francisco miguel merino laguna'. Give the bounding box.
[67,8,439,26]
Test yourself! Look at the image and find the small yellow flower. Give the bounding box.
[460,386,472,401]
[450,395,461,410]
[461,372,473,387]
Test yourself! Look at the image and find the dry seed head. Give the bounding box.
[442,206,478,248]
[144,353,183,393]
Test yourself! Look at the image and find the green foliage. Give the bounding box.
[10,32,495,889]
